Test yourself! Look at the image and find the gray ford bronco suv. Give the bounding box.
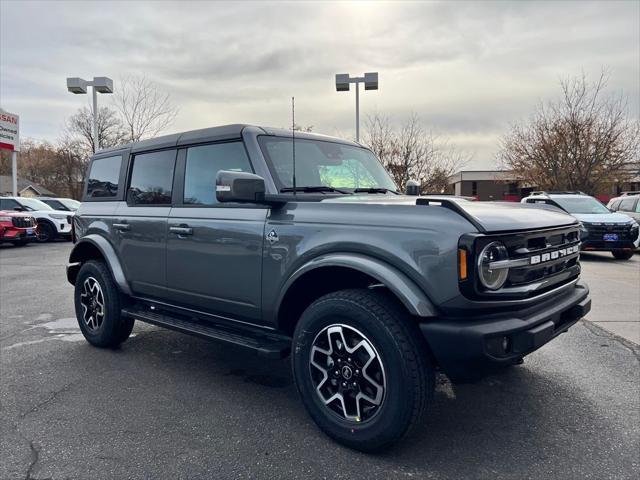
[68,125,591,451]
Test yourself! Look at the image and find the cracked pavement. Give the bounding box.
[1,242,638,479]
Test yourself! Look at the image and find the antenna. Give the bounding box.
[292,96,297,196]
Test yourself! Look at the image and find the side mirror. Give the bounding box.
[216,170,266,203]
[405,180,420,196]
[13,206,25,212]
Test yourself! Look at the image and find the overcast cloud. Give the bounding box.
[1,0,638,168]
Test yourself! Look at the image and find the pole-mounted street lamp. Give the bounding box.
[66,76,114,152]
[335,72,378,143]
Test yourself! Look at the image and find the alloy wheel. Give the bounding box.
[79,276,106,331]
[309,324,386,423]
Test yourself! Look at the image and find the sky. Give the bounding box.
[1,0,638,169]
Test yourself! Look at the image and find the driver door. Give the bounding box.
[165,142,267,324]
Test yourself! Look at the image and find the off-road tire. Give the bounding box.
[611,250,634,260]
[292,288,434,452]
[74,260,134,348]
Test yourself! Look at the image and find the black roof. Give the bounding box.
[95,124,361,156]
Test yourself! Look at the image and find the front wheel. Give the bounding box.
[36,222,55,243]
[74,260,134,348]
[292,289,434,452]
[612,250,634,260]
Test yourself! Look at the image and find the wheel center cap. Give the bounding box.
[341,365,353,380]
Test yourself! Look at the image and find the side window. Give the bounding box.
[127,150,177,205]
[0,198,20,210]
[183,142,252,205]
[87,155,122,198]
[635,200,640,213]
[609,200,621,210]
[619,197,636,212]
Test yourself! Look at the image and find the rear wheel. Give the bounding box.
[36,222,55,243]
[292,289,434,452]
[612,250,634,260]
[74,260,134,348]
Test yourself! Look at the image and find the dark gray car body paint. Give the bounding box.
[71,124,579,332]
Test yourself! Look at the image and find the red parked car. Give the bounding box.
[0,210,38,246]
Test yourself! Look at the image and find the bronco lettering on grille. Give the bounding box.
[530,245,579,265]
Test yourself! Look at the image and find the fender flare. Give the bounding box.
[67,234,132,295]
[277,253,437,318]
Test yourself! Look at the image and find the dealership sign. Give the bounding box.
[0,110,20,152]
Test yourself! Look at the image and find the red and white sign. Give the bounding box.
[0,110,20,152]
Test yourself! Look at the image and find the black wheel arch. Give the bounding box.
[275,254,437,336]
[67,235,132,296]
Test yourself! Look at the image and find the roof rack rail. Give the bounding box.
[530,190,586,196]
[620,191,640,196]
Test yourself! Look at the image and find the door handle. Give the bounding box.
[169,226,193,236]
[113,223,131,232]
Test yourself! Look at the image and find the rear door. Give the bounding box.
[165,141,267,324]
[113,149,177,298]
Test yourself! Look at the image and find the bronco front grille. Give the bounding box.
[503,228,580,288]
[12,216,35,228]
[459,225,582,301]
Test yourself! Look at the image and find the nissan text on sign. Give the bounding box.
[0,110,20,152]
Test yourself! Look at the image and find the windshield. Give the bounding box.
[18,198,53,211]
[258,136,397,192]
[553,196,610,214]
[42,199,66,210]
[59,199,81,210]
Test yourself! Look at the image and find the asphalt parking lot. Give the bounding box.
[1,242,639,480]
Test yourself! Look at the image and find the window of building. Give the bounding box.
[471,181,478,196]
[86,155,122,198]
[183,142,253,205]
[127,150,176,205]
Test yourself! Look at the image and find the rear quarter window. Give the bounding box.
[86,155,123,199]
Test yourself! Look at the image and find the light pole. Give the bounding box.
[66,76,114,152]
[335,72,378,142]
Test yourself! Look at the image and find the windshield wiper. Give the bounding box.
[280,186,352,194]
[353,187,400,195]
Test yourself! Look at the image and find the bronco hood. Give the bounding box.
[321,195,578,233]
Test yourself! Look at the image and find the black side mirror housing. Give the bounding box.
[216,171,266,203]
[405,180,420,196]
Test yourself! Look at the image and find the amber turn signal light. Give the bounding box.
[458,248,468,280]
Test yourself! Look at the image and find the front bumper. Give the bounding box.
[420,280,590,381]
[581,240,637,252]
[55,221,72,236]
[0,228,38,243]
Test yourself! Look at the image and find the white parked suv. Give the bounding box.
[0,196,74,242]
[521,191,640,260]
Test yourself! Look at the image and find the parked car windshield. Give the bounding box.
[59,198,81,210]
[258,136,397,192]
[17,197,53,211]
[553,196,610,214]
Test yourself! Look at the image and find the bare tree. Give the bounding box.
[113,75,179,143]
[498,70,640,194]
[12,138,88,199]
[66,105,127,155]
[364,112,467,193]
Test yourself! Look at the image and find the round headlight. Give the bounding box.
[477,241,509,290]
